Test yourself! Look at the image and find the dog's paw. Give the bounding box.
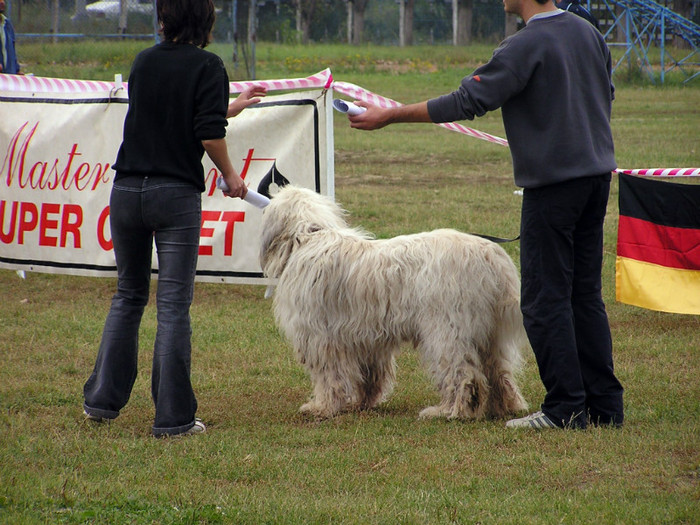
[418,406,446,419]
[299,402,334,419]
[299,402,315,414]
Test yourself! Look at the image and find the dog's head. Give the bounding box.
[259,186,349,278]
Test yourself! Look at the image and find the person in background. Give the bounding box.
[82,0,266,437]
[348,0,624,430]
[555,0,600,30]
[0,0,21,74]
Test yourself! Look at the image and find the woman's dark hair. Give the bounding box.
[157,0,216,48]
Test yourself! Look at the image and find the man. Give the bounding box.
[0,0,20,74]
[349,0,624,429]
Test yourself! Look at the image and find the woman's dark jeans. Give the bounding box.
[83,175,202,436]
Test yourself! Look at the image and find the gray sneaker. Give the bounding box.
[181,419,206,436]
[506,411,559,429]
[83,409,108,424]
[153,418,207,438]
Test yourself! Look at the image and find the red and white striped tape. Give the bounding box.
[229,67,334,94]
[615,168,700,177]
[1,70,696,176]
[0,69,335,94]
[0,73,115,93]
[333,80,510,147]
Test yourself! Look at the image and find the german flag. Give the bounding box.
[616,173,700,315]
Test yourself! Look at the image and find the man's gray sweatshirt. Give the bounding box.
[427,11,616,189]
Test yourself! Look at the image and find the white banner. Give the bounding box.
[0,77,334,284]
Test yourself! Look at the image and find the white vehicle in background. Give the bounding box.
[85,0,154,19]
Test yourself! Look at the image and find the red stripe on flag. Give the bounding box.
[617,215,700,270]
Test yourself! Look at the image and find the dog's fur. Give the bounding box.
[260,186,528,419]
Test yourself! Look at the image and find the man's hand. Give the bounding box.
[349,101,432,130]
[347,101,392,130]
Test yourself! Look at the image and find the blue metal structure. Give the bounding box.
[592,0,700,83]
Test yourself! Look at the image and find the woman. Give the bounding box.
[83,0,266,437]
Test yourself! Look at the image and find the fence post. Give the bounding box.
[346,0,353,44]
[248,0,257,79]
[119,0,128,35]
[398,0,405,46]
[51,0,59,43]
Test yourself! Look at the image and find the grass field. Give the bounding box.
[1,41,699,524]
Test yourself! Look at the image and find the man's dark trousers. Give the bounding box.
[519,173,624,428]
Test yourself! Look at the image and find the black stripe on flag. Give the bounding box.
[619,173,700,229]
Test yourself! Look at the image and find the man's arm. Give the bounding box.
[348,101,432,130]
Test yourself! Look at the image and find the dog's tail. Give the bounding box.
[497,297,527,371]
[493,266,528,373]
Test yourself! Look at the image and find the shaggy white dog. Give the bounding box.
[260,186,528,420]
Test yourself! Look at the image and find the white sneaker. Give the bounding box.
[506,411,559,429]
[181,418,206,436]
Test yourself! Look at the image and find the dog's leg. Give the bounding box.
[358,351,397,410]
[483,302,529,418]
[298,342,363,418]
[485,369,528,418]
[482,345,528,418]
[419,341,490,420]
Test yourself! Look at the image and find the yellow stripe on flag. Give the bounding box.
[616,256,700,315]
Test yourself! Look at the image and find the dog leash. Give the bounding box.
[471,233,520,243]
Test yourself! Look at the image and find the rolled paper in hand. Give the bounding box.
[216,176,271,209]
[216,175,230,191]
[333,99,366,116]
[243,189,271,208]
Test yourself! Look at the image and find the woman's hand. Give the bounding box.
[202,138,247,199]
[227,85,268,118]
[220,173,248,199]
